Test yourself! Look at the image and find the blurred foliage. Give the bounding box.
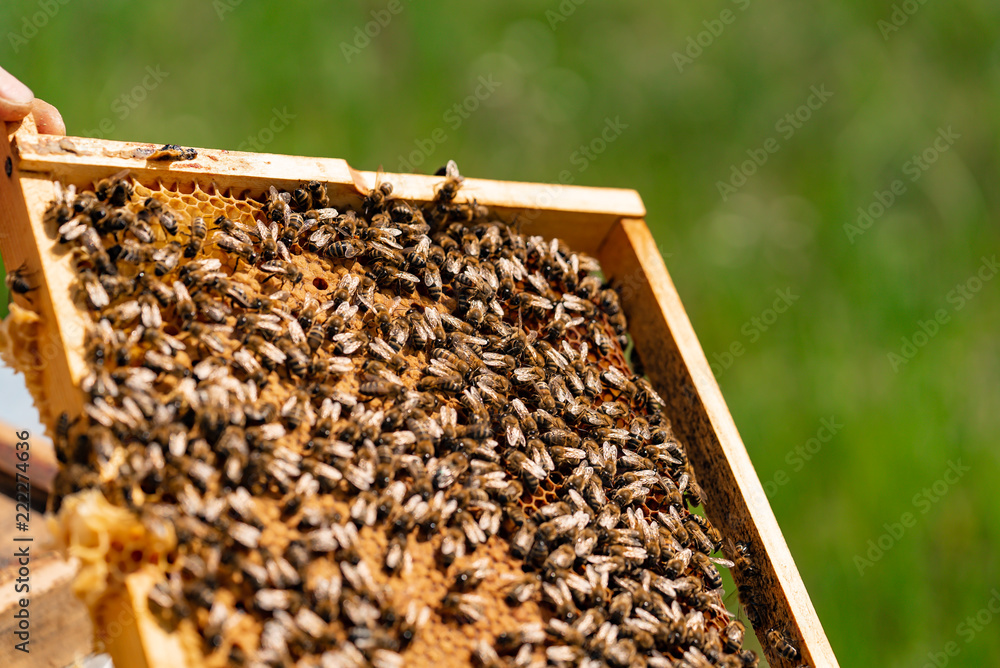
[2,0,999,664]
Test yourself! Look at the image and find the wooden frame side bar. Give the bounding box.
[1,119,87,435]
[597,218,838,668]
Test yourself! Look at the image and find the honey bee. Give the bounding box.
[363,169,394,217]
[601,366,637,400]
[494,623,546,655]
[6,262,37,300]
[136,272,174,307]
[373,264,419,293]
[452,558,490,592]
[691,551,732,591]
[587,320,613,356]
[417,375,463,394]
[260,260,304,286]
[95,169,133,206]
[256,219,286,263]
[147,144,198,161]
[417,261,443,301]
[122,209,156,244]
[368,336,407,372]
[438,527,466,567]
[184,217,207,258]
[767,629,800,661]
[151,241,181,276]
[291,184,312,212]
[306,180,331,209]
[103,240,143,268]
[169,280,195,324]
[401,235,430,268]
[434,160,464,204]
[440,592,485,624]
[383,534,408,575]
[214,215,254,243]
[359,377,404,398]
[215,232,259,267]
[140,197,179,236]
[472,641,504,668]
[263,185,291,224]
[721,620,745,653]
[328,238,366,259]
[724,538,757,577]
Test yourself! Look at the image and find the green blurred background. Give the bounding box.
[2,1,999,665]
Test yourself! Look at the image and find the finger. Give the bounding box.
[31,98,66,135]
[0,66,34,121]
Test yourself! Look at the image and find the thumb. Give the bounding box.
[0,66,34,121]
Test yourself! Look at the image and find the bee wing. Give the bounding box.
[233,349,263,374]
[84,277,110,309]
[424,306,442,329]
[285,317,306,344]
[424,266,442,289]
[258,339,287,364]
[335,302,358,319]
[191,258,223,272]
[308,228,332,248]
[58,217,85,238]
[108,168,131,183]
[368,337,395,361]
[297,217,319,238]
[140,300,163,328]
[125,324,145,347]
[259,261,287,273]
[355,291,375,313]
[256,219,270,241]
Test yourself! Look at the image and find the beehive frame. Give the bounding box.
[0,117,838,668]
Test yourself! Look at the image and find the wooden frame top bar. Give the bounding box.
[12,122,644,256]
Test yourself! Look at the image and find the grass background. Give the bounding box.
[2,0,999,664]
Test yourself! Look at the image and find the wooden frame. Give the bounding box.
[0,117,838,668]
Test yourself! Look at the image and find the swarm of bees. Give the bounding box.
[42,160,802,667]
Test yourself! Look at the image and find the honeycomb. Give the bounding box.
[27,162,765,667]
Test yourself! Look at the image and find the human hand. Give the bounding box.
[0,65,65,135]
